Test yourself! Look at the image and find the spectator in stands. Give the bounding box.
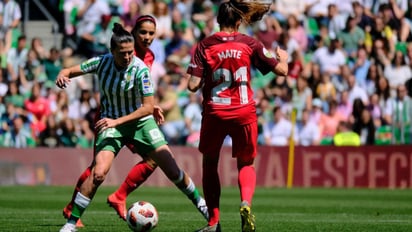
[367,93,385,127]
[23,49,47,83]
[183,92,202,147]
[309,98,324,125]
[304,0,332,28]
[119,0,141,32]
[68,89,97,121]
[51,90,70,123]
[306,63,322,98]
[292,76,312,123]
[319,99,347,141]
[255,15,282,52]
[311,38,346,78]
[333,120,361,146]
[382,50,412,96]
[375,75,393,125]
[43,47,63,87]
[0,0,22,51]
[75,0,110,58]
[287,50,304,83]
[286,14,308,52]
[157,78,186,145]
[6,35,28,82]
[367,16,396,56]
[391,84,412,144]
[38,115,61,147]
[30,37,48,61]
[353,108,376,145]
[349,97,365,126]
[327,3,346,40]
[77,13,112,58]
[4,80,24,107]
[0,71,7,97]
[350,47,370,89]
[273,0,306,24]
[58,117,79,147]
[153,0,173,41]
[77,119,94,148]
[337,15,365,60]
[24,82,51,137]
[363,61,380,96]
[297,108,321,146]
[352,0,374,31]
[316,72,337,104]
[336,89,352,119]
[347,74,369,105]
[263,106,298,146]
[277,31,300,63]
[379,2,411,42]
[3,114,35,148]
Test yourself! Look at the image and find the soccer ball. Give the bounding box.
[126,201,159,232]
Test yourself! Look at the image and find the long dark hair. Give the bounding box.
[110,23,134,50]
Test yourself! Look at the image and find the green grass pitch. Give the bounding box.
[0,186,411,231]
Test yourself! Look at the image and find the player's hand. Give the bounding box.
[55,74,71,89]
[275,46,288,63]
[153,105,165,125]
[95,117,118,133]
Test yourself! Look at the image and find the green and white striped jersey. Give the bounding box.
[80,54,154,119]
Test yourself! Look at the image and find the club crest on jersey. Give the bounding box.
[263,48,273,58]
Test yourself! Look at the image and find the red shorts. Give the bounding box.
[199,116,257,160]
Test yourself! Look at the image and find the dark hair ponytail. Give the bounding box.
[110,23,134,50]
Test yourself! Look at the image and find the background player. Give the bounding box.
[186,0,289,231]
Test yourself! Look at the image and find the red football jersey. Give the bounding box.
[135,48,155,70]
[187,31,278,124]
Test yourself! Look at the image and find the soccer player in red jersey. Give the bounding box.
[186,0,289,231]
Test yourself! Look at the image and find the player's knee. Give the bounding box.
[93,169,107,184]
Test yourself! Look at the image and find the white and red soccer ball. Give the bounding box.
[126,201,159,232]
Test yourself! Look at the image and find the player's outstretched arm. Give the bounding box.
[55,64,84,89]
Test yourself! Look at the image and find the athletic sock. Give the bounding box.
[202,160,220,226]
[114,161,155,201]
[68,166,91,207]
[68,192,90,224]
[238,165,256,205]
[173,170,200,203]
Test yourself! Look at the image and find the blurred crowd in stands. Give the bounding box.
[1,0,412,148]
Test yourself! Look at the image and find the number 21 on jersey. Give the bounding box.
[211,66,248,105]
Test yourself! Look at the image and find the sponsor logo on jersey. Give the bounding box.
[149,128,163,143]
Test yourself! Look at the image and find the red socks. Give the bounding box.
[69,166,92,205]
[115,161,155,201]
[238,165,256,205]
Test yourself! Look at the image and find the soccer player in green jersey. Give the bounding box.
[57,23,207,232]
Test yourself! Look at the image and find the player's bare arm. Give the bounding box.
[95,96,155,133]
[55,64,85,89]
[187,74,203,92]
[273,47,289,76]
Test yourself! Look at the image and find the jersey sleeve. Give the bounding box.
[137,67,154,97]
[251,41,278,75]
[80,56,104,73]
[187,43,205,78]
